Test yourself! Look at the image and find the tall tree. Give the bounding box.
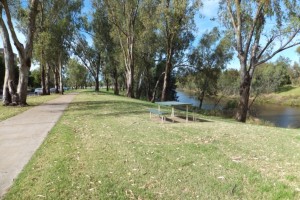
[103,0,141,98]
[158,0,200,101]
[0,4,17,105]
[1,0,39,105]
[33,0,82,95]
[220,0,300,122]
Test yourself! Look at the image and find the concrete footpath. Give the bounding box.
[0,93,77,198]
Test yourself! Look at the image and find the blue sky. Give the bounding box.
[2,0,300,70]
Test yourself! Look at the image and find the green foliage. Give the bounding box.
[218,69,240,96]
[252,57,291,94]
[28,69,41,88]
[178,27,233,100]
[288,62,300,85]
[65,59,87,89]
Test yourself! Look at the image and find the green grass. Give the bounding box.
[0,94,60,121]
[257,85,300,106]
[3,90,300,199]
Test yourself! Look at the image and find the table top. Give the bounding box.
[155,101,192,106]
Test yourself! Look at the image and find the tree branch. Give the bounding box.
[1,0,24,55]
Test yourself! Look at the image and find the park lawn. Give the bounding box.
[0,94,60,121]
[3,91,300,199]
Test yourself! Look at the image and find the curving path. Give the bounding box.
[0,93,77,198]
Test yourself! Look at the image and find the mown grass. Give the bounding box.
[3,90,300,199]
[0,94,60,121]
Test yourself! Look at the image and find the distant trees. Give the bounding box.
[65,59,87,89]
[252,57,291,95]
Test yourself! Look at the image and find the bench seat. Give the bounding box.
[148,108,166,122]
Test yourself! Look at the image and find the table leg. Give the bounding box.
[186,105,189,123]
[171,106,175,117]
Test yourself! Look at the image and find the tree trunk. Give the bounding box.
[2,0,39,106]
[95,65,100,92]
[235,72,252,122]
[198,90,205,110]
[136,71,144,99]
[0,11,17,106]
[151,72,165,103]
[59,53,63,95]
[45,62,50,94]
[113,68,119,95]
[124,34,135,98]
[54,66,59,93]
[198,79,208,110]
[106,78,109,91]
[126,70,134,97]
[17,58,30,106]
[41,60,46,95]
[95,78,99,92]
[161,60,172,101]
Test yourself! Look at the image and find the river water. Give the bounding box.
[176,90,300,128]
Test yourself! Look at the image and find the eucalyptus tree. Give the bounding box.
[220,0,300,122]
[0,4,17,105]
[135,0,160,100]
[157,0,201,101]
[1,0,39,105]
[103,0,141,98]
[89,0,119,93]
[189,28,233,109]
[34,0,82,94]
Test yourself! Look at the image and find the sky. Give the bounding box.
[2,0,300,70]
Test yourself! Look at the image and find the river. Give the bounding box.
[176,90,300,128]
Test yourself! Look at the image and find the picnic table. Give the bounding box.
[155,101,192,122]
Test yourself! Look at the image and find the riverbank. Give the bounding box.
[178,85,300,107]
[3,90,300,199]
[256,86,300,106]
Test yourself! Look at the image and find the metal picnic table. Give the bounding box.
[155,101,192,122]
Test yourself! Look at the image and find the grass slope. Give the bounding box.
[4,91,300,199]
[258,86,300,106]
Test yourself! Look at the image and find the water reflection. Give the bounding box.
[176,90,300,128]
